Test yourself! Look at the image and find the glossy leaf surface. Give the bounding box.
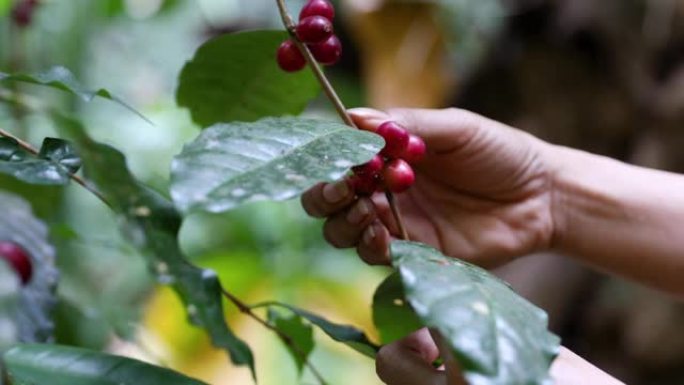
[4,344,209,385]
[372,273,423,344]
[391,240,560,385]
[171,117,383,213]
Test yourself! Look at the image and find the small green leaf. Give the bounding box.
[0,191,59,344]
[171,117,383,213]
[176,30,320,127]
[391,240,560,385]
[54,115,255,377]
[372,273,423,344]
[39,138,82,174]
[4,344,209,385]
[267,308,314,375]
[0,66,149,122]
[266,302,379,358]
[0,138,72,185]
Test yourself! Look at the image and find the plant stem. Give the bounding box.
[0,128,111,207]
[221,289,328,385]
[274,0,409,240]
[275,0,354,127]
[386,191,409,240]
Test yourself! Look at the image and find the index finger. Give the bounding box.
[300,180,355,218]
[348,107,481,154]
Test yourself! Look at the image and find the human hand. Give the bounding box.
[376,328,625,385]
[301,108,557,267]
[375,328,466,385]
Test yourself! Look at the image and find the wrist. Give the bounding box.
[544,144,626,257]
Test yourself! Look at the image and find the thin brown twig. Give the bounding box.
[0,127,111,207]
[275,0,354,127]
[386,191,409,240]
[274,0,409,240]
[221,289,328,385]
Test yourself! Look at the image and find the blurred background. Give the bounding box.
[0,0,683,384]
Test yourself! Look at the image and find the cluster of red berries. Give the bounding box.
[0,241,33,285]
[349,121,426,195]
[277,0,342,72]
[11,0,40,28]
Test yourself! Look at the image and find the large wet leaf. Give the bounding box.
[0,138,77,185]
[38,138,81,174]
[267,308,314,375]
[0,263,20,385]
[171,117,383,213]
[4,344,209,385]
[176,30,320,127]
[0,66,147,121]
[372,273,423,344]
[390,241,560,385]
[263,302,379,358]
[0,191,59,344]
[55,115,255,377]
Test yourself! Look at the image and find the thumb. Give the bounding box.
[348,107,482,153]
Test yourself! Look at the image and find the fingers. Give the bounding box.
[300,180,355,218]
[429,329,468,385]
[301,178,394,265]
[348,107,482,154]
[375,328,447,385]
[356,220,391,265]
[322,198,376,248]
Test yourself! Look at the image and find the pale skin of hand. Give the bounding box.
[301,107,684,384]
[301,107,555,268]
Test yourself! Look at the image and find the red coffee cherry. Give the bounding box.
[309,35,342,66]
[11,0,39,28]
[300,0,335,22]
[352,155,384,177]
[376,121,410,158]
[383,159,415,193]
[296,16,334,44]
[0,241,33,284]
[401,134,426,164]
[348,174,381,196]
[277,40,306,72]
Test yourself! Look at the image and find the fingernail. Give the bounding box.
[363,224,376,245]
[347,107,383,118]
[323,180,350,203]
[347,199,371,225]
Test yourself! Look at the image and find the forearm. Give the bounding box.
[550,145,684,296]
[551,348,624,385]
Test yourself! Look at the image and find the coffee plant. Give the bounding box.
[0,1,560,384]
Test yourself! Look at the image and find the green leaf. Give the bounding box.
[38,138,82,174]
[4,344,209,385]
[0,191,59,344]
[54,115,255,377]
[0,138,72,185]
[266,302,379,358]
[0,262,21,384]
[171,117,383,213]
[176,30,320,127]
[372,273,423,344]
[0,66,148,122]
[267,308,314,375]
[0,0,11,16]
[390,240,560,385]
